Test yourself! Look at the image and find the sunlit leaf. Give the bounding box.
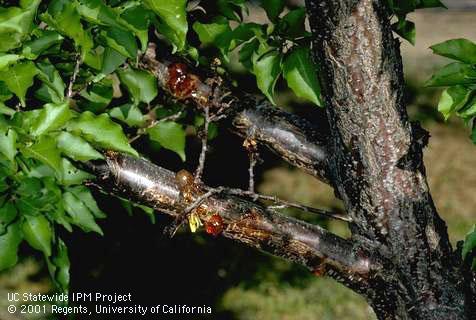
[68,111,138,156]
[431,39,476,64]
[0,222,22,271]
[147,121,186,161]
[425,62,476,87]
[57,131,104,162]
[63,191,103,235]
[31,103,72,136]
[0,61,38,106]
[118,68,157,105]
[283,47,322,106]
[22,135,62,172]
[252,43,282,105]
[143,0,188,51]
[22,214,53,256]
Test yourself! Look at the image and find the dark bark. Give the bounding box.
[140,47,332,182]
[305,0,472,318]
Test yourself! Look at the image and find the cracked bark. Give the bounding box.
[306,0,473,319]
[83,151,375,293]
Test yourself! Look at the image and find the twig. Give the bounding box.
[67,55,82,98]
[129,110,183,143]
[194,106,210,183]
[248,152,256,192]
[205,187,351,222]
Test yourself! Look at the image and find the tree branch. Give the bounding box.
[306,0,468,317]
[140,45,332,183]
[82,151,377,292]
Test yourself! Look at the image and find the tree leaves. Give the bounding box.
[68,111,138,156]
[425,62,476,87]
[147,121,186,161]
[41,0,94,57]
[0,61,38,106]
[0,222,22,271]
[437,86,472,120]
[0,128,17,162]
[22,214,53,256]
[252,44,282,105]
[143,0,188,51]
[430,39,476,64]
[283,47,322,106]
[0,0,41,52]
[260,0,285,22]
[57,132,104,162]
[22,135,62,172]
[193,19,231,47]
[462,224,476,270]
[63,190,103,234]
[118,68,158,105]
[30,103,72,136]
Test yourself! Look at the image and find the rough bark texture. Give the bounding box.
[305,0,472,319]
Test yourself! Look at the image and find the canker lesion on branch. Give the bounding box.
[82,151,378,292]
[80,41,377,290]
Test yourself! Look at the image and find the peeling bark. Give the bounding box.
[306,0,472,318]
[83,151,376,292]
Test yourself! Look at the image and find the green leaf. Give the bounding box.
[100,47,127,75]
[283,47,322,106]
[120,4,151,51]
[425,62,476,87]
[437,86,472,120]
[41,0,94,57]
[63,191,103,235]
[462,224,476,260]
[0,221,22,271]
[79,80,113,112]
[0,202,17,235]
[68,186,105,219]
[118,68,158,105]
[57,131,104,162]
[260,0,285,22]
[101,27,138,59]
[0,61,38,107]
[48,238,70,293]
[0,128,17,162]
[35,60,66,104]
[0,102,15,116]
[147,121,186,161]
[392,19,415,45]
[252,44,282,105]
[59,158,93,186]
[430,39,476,64]
[239,38,259,70]
[31,103,72,136]
[143,0,188,51]
[68,111,138,156]
[76,0,122,29]
[22,31,64,60]
[458,95,476,119]
[22,135,62,172]
[22,214,53,256]
[0,54,22,71]
[278,8,306,38]
[109,103,146,127]
[0,0,41,52]
[193,19,231,46]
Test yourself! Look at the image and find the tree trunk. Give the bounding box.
[305,0,472,318]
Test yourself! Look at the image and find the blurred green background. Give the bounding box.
[1,2,476,320]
